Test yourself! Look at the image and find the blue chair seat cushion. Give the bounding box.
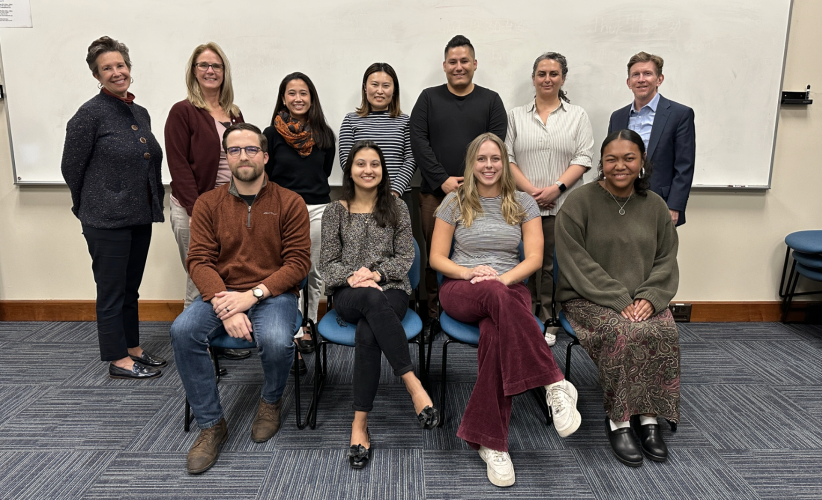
[785,230,822,254]
[792,251,822,269]
[439,311,544,345]
[210,310,303,350]
[558,311,578,340]
[318,309,423,347]
[796,262,822,282]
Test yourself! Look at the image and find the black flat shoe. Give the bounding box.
[213,347,252,360]
[417,405,440,429]
[632,416,669,462]
[290,358,307,375]
[109,362,162,380]
[348,429,372,469]
[295,336,314,354]
[605,418,643,467]
[129,350,167,368]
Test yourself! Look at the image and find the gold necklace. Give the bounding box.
[607,188,634,215]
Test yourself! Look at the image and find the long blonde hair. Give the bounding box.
[449,133,526,228]
[185,42,240,118]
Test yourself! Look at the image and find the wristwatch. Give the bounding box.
[555,181,567,193]
[252,287,264,302]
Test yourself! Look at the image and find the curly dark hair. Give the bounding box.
[596,129,653,196]
[340,141,399,228]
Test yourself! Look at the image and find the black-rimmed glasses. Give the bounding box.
[226,146,262,157]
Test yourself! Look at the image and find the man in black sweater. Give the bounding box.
[410,35,508,336]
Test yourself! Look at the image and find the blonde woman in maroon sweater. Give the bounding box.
[165,42,244,308]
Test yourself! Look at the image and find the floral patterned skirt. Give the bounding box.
[563,299,680,423]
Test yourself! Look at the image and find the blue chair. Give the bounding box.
[551,251,580,382]
[552,250,677,432]
[436,242,553,426]
[780,231,822,322]
[308,239,425,429]
[184,277,313,431]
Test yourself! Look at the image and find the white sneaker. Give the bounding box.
[546,379,581,438]
[544,326,558,346]
[478,446,515,487]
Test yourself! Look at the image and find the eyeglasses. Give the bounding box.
[226,146,261,157]
[194,62,224,72]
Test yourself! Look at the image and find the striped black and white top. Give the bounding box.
[339,111,415,194]
[505,100,594,216]
[435,191,541,275]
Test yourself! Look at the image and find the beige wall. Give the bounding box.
[1,0,820,302]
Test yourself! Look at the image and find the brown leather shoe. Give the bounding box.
[187,418,228,474]
[251,398,282,443]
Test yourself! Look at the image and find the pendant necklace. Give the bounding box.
[608,188,634,215]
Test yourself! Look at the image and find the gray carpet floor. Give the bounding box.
[0,320,821,499]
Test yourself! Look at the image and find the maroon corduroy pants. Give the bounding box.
[440,278,564,452]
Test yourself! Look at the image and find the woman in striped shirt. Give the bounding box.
[339,63,415,201]
[505,52,594,334]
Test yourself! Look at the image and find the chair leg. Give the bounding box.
[782,269,801,323]
[439,339,452,427]
[778,246,792,298]
[184,398,191,432]
[565,338,578,381]
[529,386,552,426]
[417,336,428,391]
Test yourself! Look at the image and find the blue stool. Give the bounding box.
[780,231,822,322]
[309,239,425,429]
[552,251,580,382]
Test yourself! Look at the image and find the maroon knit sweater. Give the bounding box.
[165,99,244,216]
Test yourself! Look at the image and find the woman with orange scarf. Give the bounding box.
[263,72,336,373]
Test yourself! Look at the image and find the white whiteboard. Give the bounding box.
[0,0,791,188]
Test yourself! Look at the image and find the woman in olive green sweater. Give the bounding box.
[555,129,680,468]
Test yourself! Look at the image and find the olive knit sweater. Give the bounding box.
[555,181,679,314]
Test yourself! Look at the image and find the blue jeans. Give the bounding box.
[170,292,297,429]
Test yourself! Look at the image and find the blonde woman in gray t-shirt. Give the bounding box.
[430,132,581,488]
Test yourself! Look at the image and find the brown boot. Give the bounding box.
[187,418,228,475]
[251,397,282,443]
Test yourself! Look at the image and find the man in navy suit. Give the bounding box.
[608,52,695,226]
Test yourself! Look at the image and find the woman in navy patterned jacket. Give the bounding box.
[61,36,166,380]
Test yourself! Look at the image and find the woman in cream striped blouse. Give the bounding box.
[505,52,594,329]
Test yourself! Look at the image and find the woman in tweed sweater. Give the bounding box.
[320,141,438,470]
[60,36,165,380]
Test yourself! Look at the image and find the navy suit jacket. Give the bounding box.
[608,94,695,226]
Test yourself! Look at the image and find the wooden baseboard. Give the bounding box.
[0,299,328,322]
[0,299,811,323]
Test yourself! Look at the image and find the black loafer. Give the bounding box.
[213,347,252,360]
[290,358,307,375]
[109,362,162,380]
[348,429,372,469]
[632,416,669,462]
[129,350,167,368]
[295,337,314,354]
[605,418,643,467]
[417,405,441,429]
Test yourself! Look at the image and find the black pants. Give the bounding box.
[82,224,152,361]
[333,287,412,412]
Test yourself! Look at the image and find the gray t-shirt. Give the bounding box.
[435,191,540,274]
